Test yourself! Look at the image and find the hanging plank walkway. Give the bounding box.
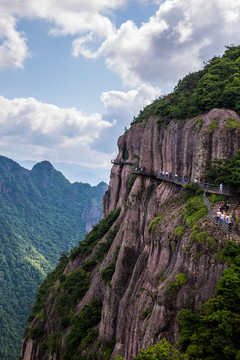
[112,160,240,241]
[131,168,235,196]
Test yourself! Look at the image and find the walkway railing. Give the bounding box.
[131,168,235,196]
[203,191,240,243]
[111,159,134,165]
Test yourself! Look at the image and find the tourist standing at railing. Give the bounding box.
[216,210,221,224]
[219,183,223,194]
[219,212,224,225]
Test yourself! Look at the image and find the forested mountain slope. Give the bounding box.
[20,45,240,360]
[0,156,107,360]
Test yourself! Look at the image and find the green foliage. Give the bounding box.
[178,240,240,359]
[184,195,208,227]
[183,183,203,201]
[82,224,120,272]
[0,156,107,360]
[225,116,240,130]
[101,263,116,283]
[116,338,188,359]
[190,229,217,252]
[55,269,90,327]
[148,216,163,234]
[70,207,121,260]
[171,226,185,240]
[26,325,45,340]
[131,45,240,126]
[166,273,188,296]
[194,117,203,132]
[29,252,69,320]
[139,305,153,320]
[208,194,227,203]
[63,298,102,360]
[205,149,240,190]
[207,118,218,133]
[126,174,137,196]
[100,245,121,283]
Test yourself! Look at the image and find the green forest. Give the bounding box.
[131,45,240,126]
[0,156,107,360]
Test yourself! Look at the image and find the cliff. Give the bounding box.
[20,109,240,360]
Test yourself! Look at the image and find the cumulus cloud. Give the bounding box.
[72,0,240,88]
[0,96,115,166]
[0,16,29,70]
[0,0,127,69]
[100,83,161,117]
[1,0,240,86]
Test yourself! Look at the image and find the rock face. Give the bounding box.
[21,109,240,360]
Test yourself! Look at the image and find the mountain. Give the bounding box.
[20,46,240,360]
[0,156,107,360]
[17,160,111,186]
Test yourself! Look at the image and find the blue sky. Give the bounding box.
[0,0,240,184]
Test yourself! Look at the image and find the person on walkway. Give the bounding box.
[225,200,230,212]
[219,183,223,194]
[216,210,221,224]
[166,171,168,178]
[184,175,188,182]
[220,212,225,226]
[220,201,225,212]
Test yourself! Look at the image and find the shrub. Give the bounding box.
[171,226,185,239]
[148,216,163,234]
[166,273,188,296]
[225,117,240,130]
[116,338,187,359]
[126,174,137,196]
[70,207,121,260]
[101,263,116,283]
[184,195,208,227]
[207,118,218,133]
[63,298,102,360]
[139,305,153,320]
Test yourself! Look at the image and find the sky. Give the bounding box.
[0,0,240,185]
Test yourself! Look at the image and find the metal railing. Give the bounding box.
[111,159,134,165]
[131,168,234,196]
[203,191,240,243]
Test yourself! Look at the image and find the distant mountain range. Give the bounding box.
[17,160,111,186]
[0,155,107,360]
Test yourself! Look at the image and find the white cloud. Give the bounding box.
[0,0,128,69]
[1,0,240,85]
[71,0,240,88]
[0,96,115,166]
[100,83,161,117]
[0,16,29,70]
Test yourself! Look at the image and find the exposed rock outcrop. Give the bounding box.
[21,109,240,360]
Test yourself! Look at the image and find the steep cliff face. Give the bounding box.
[21,109,240,360]
[104,109,240,216]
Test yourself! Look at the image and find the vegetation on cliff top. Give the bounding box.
[131,45,240,126]
[205,148,240,191]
